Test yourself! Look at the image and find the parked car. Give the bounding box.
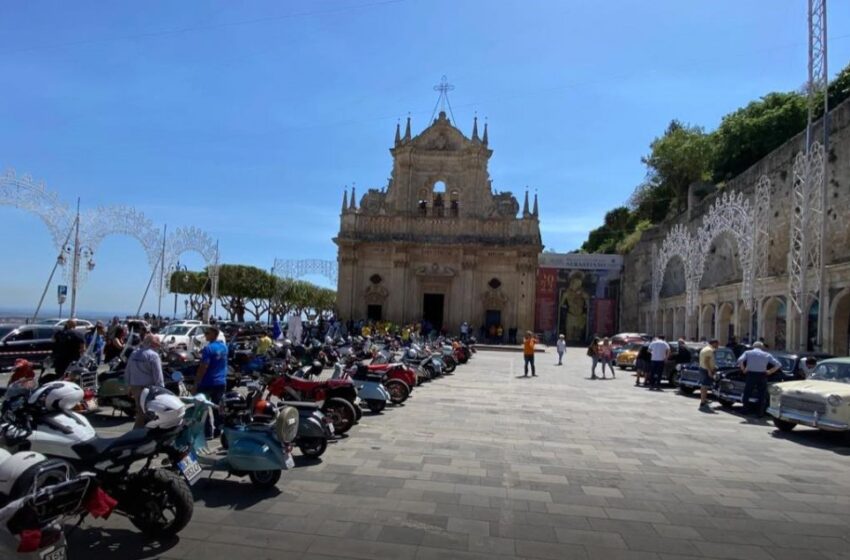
[155,322,226,350]
[767,357,850,433]
[615,342,643,370]
[0,324,60,370]
[611,332,651,348]
[676,344,737,394]
[32,318,93,330]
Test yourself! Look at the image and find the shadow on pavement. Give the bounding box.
[68,527,178,560]
[770,428,850,456]
[191,478,281,509]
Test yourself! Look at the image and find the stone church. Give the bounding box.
[334,110,542,334]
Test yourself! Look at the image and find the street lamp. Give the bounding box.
[170,260,189,318]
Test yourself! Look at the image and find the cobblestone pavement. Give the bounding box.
[70,350,850,560]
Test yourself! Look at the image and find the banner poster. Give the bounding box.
[593,298,616,338]
[534,267,558,333]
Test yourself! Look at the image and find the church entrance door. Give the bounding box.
[423,293,445,332]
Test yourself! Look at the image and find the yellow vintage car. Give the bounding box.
[767,357,850,433]
[615,342,643,370]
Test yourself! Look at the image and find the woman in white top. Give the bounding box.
[556,334,566,365]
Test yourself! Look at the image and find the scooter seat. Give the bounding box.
[71,429,154,461]
[279,401,321,410]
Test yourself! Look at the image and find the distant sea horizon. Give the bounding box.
[0,306,185,323]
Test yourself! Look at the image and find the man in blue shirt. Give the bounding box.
[194,325,228,437]
[736,341,782,416]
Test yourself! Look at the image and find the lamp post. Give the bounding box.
[184,299,189,320]
[169,260,189,318]
[57,200,95,318]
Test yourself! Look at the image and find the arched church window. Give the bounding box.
[433,180,446,193]
[450,190,460,217]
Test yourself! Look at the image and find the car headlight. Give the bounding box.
[768,385,782,395]
[827,394,842,407]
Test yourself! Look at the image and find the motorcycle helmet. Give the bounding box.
[28,381,84,412]
[253,399,278,422]
[221,390,247,414]
[282,339,292,347]
[139,386,185,430]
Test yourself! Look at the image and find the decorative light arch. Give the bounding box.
[0,168,70,249]
[273,258,338,285]
[693,190,755,309]
[651,224,694,313]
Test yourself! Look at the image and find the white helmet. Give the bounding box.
[139,386,185,429]
[283,339,292,347]
[28,381,84,412]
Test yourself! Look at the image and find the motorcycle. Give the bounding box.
[171,394,298,488]
[0,449,103,560]
[0,381,194,539]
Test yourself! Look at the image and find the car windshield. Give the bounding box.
[0,326,15,338]
[774,356,795,373]
[623,343,642,351]
[714,347,736,367]
[809,362,850,383]
[160,325,191,335]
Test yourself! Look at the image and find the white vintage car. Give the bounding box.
[767,357,850,432]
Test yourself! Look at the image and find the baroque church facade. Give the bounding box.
[335,111,542,334]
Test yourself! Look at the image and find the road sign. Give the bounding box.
[57,285,68,305]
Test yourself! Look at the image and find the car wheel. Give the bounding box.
[718,399,734,409]
[678,385,695,395]
[772,418,796,432]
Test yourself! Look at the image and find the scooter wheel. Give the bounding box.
[384,379,410,404]
[248,470,281,488]
[322,398,357,435]
[298,437,328,458]
[367,400,386,414]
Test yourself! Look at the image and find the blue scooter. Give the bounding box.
[332,363,391,414]
[173,394,298,488]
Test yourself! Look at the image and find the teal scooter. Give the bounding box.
[172,395,298,488]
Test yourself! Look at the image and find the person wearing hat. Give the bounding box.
[556,334,566,366]
[698,339,720,412]
[126,334,165,428]
[735,340,782,416]
[194,325,228,437]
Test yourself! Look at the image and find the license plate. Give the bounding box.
[327,423,334,435]
[177,453,203,485]
[40,546,66,560]
[284,453,295,470]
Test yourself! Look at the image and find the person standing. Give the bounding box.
[587,338,601,380]
[736,341,781,416]
[256,330,273,355]
[523,331,537,377]
[698,339,719,411]
[460,321,469,342]
[85,321,106,364]
[52,319,86,376]
[635,343,651,387]
[556,334,566,366]
[194,325,229,437]
[647,335,671,391]
[600,338,615,379]
[125,334,165,429]
[104,326,126,363]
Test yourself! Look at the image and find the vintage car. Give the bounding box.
[676,344,737,394]
[767,357,850,433]
[615,342,643,370]
[716,351,834,412]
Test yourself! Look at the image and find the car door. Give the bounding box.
[33,327,58,364]
[1,327,37,365]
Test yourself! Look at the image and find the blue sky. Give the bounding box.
[1,0,848,316]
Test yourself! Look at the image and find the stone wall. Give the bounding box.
[622,96,850,341]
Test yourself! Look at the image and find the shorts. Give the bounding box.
[635,359,647,372]
[699,368,713,388]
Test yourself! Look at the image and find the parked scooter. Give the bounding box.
[171,394,298,488]
[0,381,194,538]
[331,363,391,414]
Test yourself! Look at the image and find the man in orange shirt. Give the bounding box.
[523,331,537,377]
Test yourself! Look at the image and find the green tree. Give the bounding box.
[169,270,211,319]
[217,264,276,322]
[712,92,807,181]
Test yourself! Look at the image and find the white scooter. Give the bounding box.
[0,447,97,559]
[331,363,391,414]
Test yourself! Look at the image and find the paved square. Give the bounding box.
[71,350,850,559]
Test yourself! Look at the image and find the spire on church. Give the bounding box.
[532,192,539,217]
[394,121,401,147]
[522,189,530,218]
[403,115,411,142]
[482,119,489,145]
[472,115,480,142]
[349,186,357,210]
[342,188,349,213]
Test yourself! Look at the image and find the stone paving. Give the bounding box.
[70,350,850,560]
